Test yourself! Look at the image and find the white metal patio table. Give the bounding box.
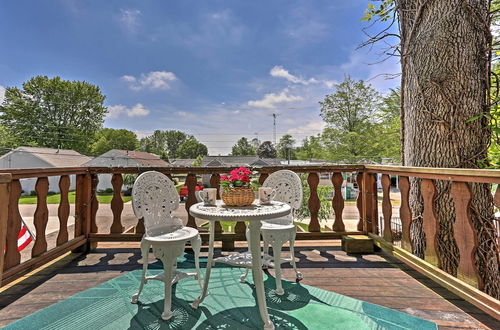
[189,200,291,330]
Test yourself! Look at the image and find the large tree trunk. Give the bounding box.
[397,0,500,298]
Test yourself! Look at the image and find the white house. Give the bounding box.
[0,147,92,194]
[83,149,169,191]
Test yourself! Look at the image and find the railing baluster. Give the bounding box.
[307,172,320,232]
[110,173,124,233]
[0,174,12,284]
[382,174,393,243]
[32,177,49,257]
[370,173,379,235]
[258,172,268,185]
[421,179,440,267]
[450,181,482,289]
[356,172,364,231]
[210,174,222,234]
[74,174,84,237]
[90,174,99,234]
[4,179,22,270]
[56,175,70,246]
[399,176,413,252]
[361,173,374,233]
[331,172,345,231]
[185,173,197,228]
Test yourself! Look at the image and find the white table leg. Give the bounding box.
[248,220,274,330]
[192,221,215,309]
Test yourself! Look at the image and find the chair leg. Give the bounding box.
[191,235,202,288]
[289,233,302,282]
[240,268,249,283]
[131,241,150,304]
[272,240,285,295]
[160,255,176,321]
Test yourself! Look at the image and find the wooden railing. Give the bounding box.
[0,164,499,318]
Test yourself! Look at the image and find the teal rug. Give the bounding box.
[5,254,437,329]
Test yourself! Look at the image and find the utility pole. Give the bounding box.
[271,113,280,146]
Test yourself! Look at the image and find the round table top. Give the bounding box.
[189,200,291,222]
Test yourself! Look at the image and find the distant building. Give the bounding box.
[83,149,169,191]
[0,146,92,193]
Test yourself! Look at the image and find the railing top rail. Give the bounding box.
[0,167,88,179]
[87,164,364,174]
[365,165,500,183]
[0,174,12,183]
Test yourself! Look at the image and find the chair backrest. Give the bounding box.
[263,170,303,222]
[132,171,182,236]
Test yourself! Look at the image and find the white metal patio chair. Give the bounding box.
[241,170,303,295]
[130,171,201,321]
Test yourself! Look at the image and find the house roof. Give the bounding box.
[0,146,92,168]
[84,149,168,167]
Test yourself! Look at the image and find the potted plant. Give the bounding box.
[220,167,255,206]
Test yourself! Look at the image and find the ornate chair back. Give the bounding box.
[132,171,182,237]
[262,170,303,225]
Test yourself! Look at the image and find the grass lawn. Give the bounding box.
[18,191,132,205]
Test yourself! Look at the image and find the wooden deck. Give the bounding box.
[0,240,498,329]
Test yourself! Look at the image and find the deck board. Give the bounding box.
[0,240,498,329]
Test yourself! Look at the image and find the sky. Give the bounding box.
[0,0,400,155]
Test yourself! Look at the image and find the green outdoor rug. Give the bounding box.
[5,254,437,329]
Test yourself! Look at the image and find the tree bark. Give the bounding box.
[397,0,500,298]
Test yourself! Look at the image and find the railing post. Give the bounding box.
[0,174,12,286]
[74,173,92,253]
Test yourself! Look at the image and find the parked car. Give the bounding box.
[179,182,204,201]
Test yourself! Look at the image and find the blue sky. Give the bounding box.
[0,0,399,155]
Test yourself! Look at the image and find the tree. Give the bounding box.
[371,89,401,162]
[177,137,208,158]
[319,76,381,162]
[91,128,138,155]
[365,0,499,297]
[277,134,296,160]
[295,135,324,161]
[257,141,276,158]
[251,138,261,150]
[0,124,22,156]
[0,76,107,153]
[231,137,256,156]
[139,130,188,160]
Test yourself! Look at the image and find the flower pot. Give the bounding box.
[221,187,254,206]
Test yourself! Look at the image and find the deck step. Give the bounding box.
[341,235,374,253]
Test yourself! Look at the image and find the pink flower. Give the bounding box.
[220,175,229,182]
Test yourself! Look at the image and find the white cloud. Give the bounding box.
[106,103,150,119]
[0,85,5,104]
[121,71,178,91]
[247,89,303,109]
[270,65,335,88]
[287,120,325,135]
[270,66,318,85]
[120,9,141,32]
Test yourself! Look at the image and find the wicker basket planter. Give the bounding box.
[221,187,254,206]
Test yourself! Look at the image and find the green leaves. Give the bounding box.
[0,76,107,153]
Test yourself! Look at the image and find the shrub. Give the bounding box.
[104,188,114,194]
[30,190,37,196]
[47,191,57,196]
